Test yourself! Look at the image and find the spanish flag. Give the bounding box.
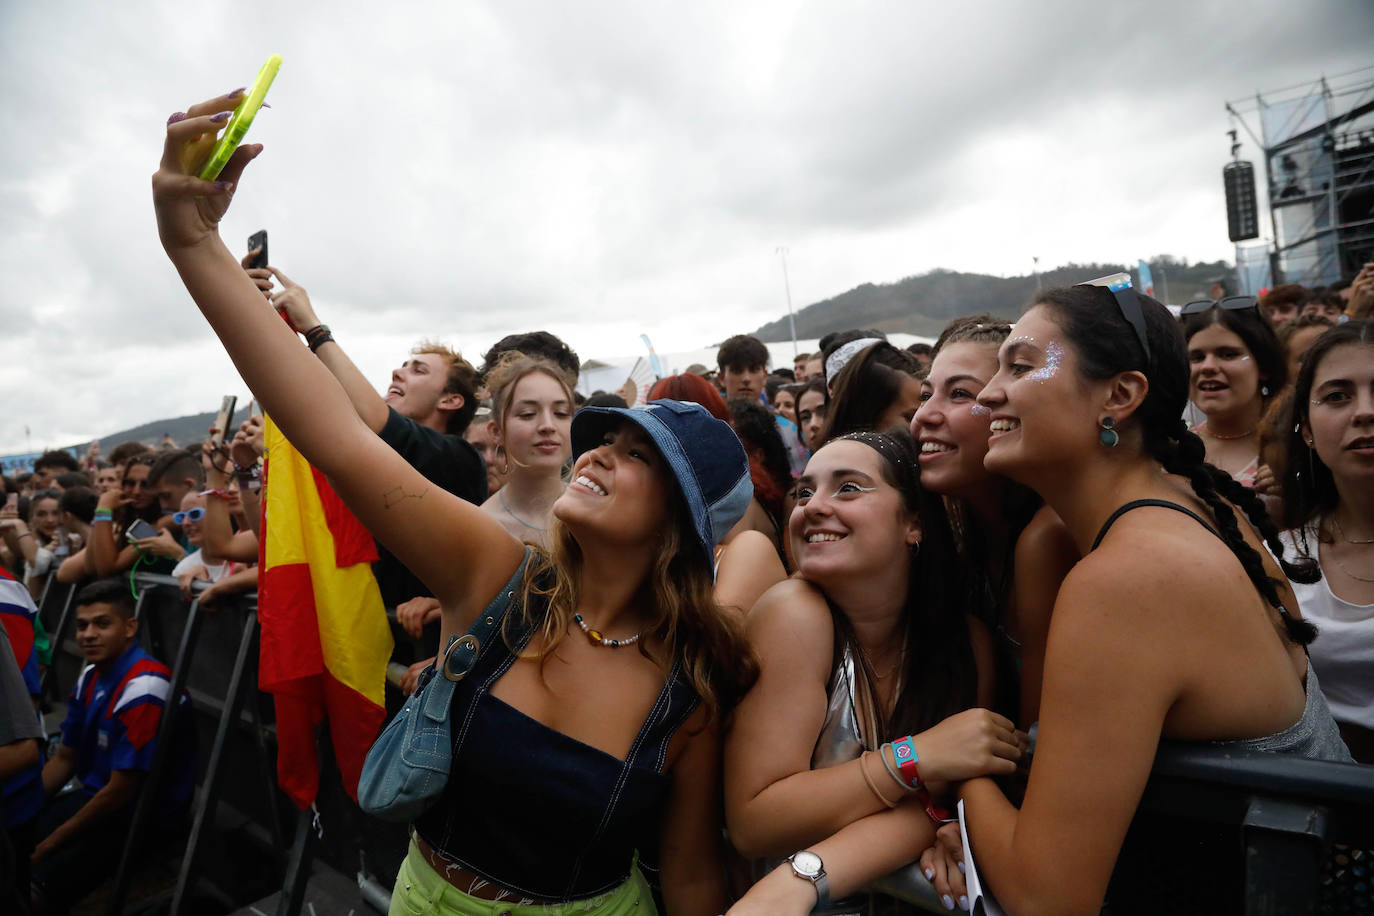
[258,416,393,809]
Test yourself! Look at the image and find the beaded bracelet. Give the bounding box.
[859,751,898,809]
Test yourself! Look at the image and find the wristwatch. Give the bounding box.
[787,850,830,907]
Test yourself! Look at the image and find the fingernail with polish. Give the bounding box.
[210,111,231,123]
[959,896,970,911]
[214,181,233,192]
[957,861,966,875]
[228,87,246,97]
[167,111,187,125]
[924,867,935,880]
[942,894,955,910]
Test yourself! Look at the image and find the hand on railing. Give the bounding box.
[918,821,968,912]
[396,596,441,639]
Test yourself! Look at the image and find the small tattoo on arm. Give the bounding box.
[382,485,429,508]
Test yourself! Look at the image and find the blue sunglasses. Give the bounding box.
[172,507,205,525]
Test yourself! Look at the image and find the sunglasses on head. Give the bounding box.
[172,507,205,524]
[1076,272,1151,362]
[1179,296,1259,317]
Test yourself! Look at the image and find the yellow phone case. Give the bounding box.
[198,54,282,181]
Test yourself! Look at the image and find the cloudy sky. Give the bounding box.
[2,0,1371,456]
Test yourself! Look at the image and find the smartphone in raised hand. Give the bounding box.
[210,395,238,447]
[198,54,282,181]
[247,229,268,269]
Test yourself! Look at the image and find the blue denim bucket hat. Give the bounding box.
[570,399,753,563]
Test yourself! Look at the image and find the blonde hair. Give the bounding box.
[510,496,758,726]
[410,339,480,435]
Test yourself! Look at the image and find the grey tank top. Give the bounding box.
[1205,662,1352,761]
[808,646,943,914]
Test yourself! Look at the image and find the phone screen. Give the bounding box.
[126,519,161,541]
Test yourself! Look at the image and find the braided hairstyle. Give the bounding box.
[1034,286,1318,645]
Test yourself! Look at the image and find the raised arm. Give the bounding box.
[265,268,391,433]
[152,92,523,620]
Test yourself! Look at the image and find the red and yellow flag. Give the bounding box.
[258,416,393,809]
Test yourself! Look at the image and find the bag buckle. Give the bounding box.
[441,633,481,682]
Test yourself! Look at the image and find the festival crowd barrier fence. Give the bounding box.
[26,569,1374,915]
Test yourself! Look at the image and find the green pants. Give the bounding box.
[389,839,658,916]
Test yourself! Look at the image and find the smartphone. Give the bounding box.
[247,229,268,269]
[126,519,161,542]
[210,395,238,447]
[198,54,282,181]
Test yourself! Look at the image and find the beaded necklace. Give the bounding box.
[573,613,641,648]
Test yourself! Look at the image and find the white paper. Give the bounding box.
[957,798,1006,916]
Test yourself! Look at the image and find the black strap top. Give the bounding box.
[1090,498,1301,630]
[412,560,700,903]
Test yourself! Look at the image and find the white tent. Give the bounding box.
[576,334,933,401]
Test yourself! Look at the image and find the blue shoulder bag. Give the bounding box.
[359,552,530,821]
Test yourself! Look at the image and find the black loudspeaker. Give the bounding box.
[1224,161,1259,242]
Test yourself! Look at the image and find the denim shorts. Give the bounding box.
[389,839,658,916]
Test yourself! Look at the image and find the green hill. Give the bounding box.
[751,256,1233,341]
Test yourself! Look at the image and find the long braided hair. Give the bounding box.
[1034,286,1318,646]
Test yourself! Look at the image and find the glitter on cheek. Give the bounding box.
[1025,341,1064,383]
[971,403,991,417]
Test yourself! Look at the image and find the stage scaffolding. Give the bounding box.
[1227,68,1374,288]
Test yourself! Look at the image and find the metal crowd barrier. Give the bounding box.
[30,569,1374,913]
[34,570,284,915]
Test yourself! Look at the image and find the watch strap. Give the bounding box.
[788,851,831,908]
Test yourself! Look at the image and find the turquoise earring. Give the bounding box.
[1099,416,1119,447]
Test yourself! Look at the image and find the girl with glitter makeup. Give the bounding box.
[725,431,1027,915]
[945,285,1348,914]
[1276,319,1374,763]
[911,315,1079,729]
[152,92,761,914]
[1182,300,1287,487]
[478,352,574,549]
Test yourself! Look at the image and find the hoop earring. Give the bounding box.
[495,444,511,476]
[1098,416,1119,448]
[910,540,921,557]
[1261,384,1270,398]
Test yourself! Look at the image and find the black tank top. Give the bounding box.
[1091,498,1301,629]
[413,561,700,903]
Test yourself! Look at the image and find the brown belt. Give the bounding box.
[413,833,533,903]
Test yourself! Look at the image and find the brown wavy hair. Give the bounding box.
[508,487,759,726]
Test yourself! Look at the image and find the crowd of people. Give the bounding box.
[1,89,1372,915]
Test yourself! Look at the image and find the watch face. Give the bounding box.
[791,850,823,877]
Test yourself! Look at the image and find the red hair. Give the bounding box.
[648,374,729,422]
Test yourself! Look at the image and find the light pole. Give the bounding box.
[1032,256,1042,291]
[776,246,798,357]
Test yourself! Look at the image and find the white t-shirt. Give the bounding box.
[172,549,234,583]
[1280,527,1374,730]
